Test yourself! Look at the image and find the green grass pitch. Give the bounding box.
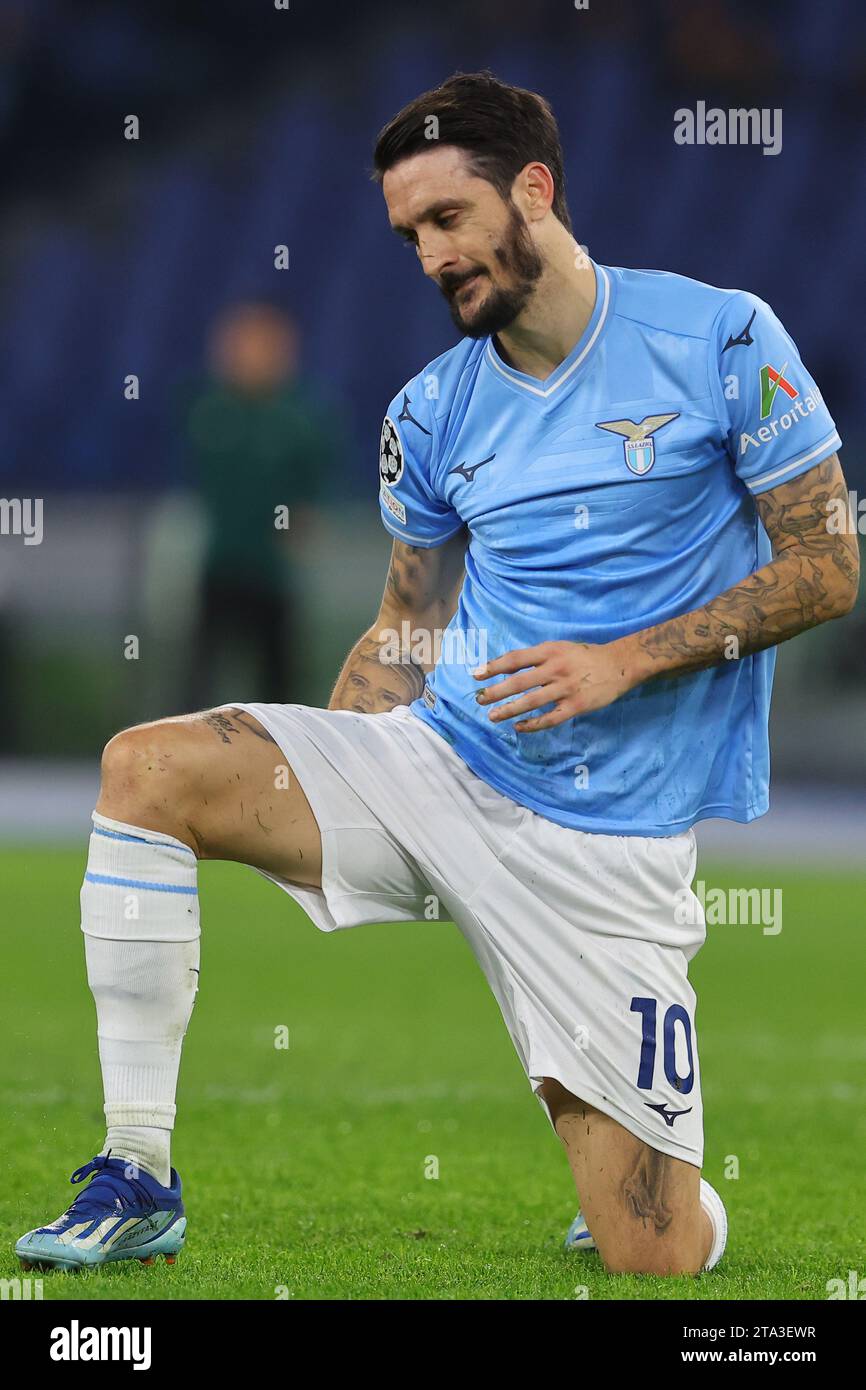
[1,847,863,1300]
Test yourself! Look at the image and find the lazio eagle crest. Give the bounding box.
[595,413,680,475]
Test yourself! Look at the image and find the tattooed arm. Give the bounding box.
[473,455,860,732]
[329,529,469,714]
[627,454,859,680]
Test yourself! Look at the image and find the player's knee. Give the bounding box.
[596,1204,708,1277]
[601,1244,704,1277]
[98,721,204,839]
[101,723,171,795]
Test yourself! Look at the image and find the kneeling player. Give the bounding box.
[17,72,857,1278]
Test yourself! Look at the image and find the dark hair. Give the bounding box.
[372,70,572,234]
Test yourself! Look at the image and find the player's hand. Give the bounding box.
[471,639,636,732]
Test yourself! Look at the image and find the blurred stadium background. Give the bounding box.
[1,0,864,1302]
[1,0,865,820]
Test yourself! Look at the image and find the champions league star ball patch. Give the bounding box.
[379,416,404,487]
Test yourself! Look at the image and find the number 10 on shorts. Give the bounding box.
[630,997,695,1094]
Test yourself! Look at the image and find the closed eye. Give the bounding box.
[396,212,459,245]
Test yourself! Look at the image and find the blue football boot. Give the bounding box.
[16,1153,186,1271]
[563,1208,598,1252]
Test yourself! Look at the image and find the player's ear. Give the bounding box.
[516,162,555,222]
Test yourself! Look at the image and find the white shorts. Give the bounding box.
[229,701,707,1167]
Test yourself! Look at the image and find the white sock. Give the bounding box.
[80,811,201,1187]
[700,1178,728,1271]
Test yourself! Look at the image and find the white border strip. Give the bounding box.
[484,265,611,399]
[747,431,841,491]
[379,512,464,547]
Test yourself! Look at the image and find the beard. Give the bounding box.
[438,200,545,338]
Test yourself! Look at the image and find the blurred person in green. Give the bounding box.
[184,302,333,707]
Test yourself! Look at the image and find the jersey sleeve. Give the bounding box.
[711,291,841,496]
[377,381,463,547]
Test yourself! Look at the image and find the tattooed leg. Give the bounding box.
[622,1148,674,1235]
[96,709,321,885]
[539,1077,711,1275]
[199,710,236,745]
[199,707,278,745]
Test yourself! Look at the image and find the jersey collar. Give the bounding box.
[483,260,612,400]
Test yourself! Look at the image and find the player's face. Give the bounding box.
[383,147,544,337]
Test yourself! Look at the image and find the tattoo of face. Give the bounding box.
[332,638,426,714]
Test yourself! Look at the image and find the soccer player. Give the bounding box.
[17,72,859,1277]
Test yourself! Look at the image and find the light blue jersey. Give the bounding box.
[377,260,841,835]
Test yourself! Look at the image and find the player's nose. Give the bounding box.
[418,240,459,281]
